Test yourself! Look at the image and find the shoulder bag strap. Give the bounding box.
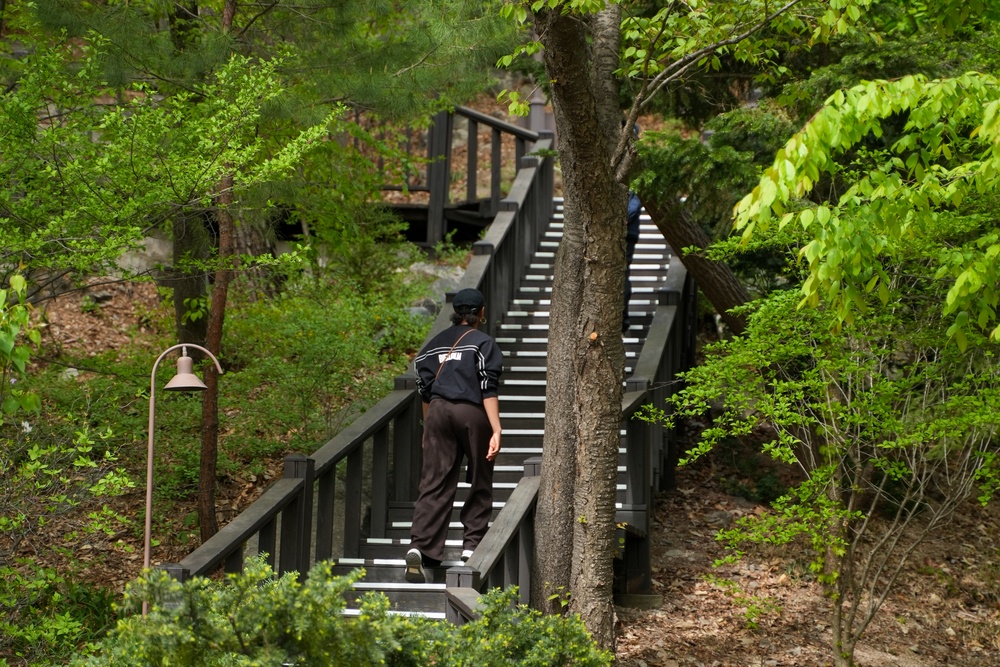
[434,328,476,381]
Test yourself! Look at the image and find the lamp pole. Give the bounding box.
[144,343,223,616]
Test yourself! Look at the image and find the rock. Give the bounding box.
[411,297,441,316]
[705,510,733,527]
[408,261,465,303]
[405,306,434,320]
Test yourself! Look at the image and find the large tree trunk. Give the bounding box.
[234,220,280,300]
[532,5,626,648]
[640,193,750,335]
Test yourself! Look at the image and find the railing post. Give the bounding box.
[491,127,502,214]
[158,563,191,613]
[280,454,314,579]
[343,446,363,558]
[446,566,482,590]
[466,117,479,204]
[427,110,453,246]
[161,563,190,582]
[370,425,389,539]
[523,456,542,477]
[517,517,533,605]
[537,131,555,229]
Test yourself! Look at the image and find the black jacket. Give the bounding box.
[414,325,503,404]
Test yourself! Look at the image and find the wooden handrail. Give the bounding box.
[310,389,414,476]
[376,107,551,245]
[445,475,539,619]
[454,106,540,142]
[462,475,540,581]
[177,477,302,576]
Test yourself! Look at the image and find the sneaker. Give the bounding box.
[461,549,474,562]
[404,548,427,583]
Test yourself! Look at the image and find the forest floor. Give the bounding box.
[614,439,1000,667]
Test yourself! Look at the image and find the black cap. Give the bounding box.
[453,288,485,313]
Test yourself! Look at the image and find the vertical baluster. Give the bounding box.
[260,517,276,570]
[491,128,502,214]
[467,117,478,204]
[224,546,244,574]
[503,541,517,591]
[279,455,314,579]
[343,445,364,558]
[315,468,336,561]
[517,514,533,605]
[371,426,389,539]
[427,110,452,245]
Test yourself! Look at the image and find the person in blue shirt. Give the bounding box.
[623,190,642,334]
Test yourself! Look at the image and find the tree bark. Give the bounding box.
[532,5,626,648]
[641,193,750,335]
[530,8,585,616]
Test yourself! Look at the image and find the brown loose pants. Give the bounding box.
[409,398,494,563]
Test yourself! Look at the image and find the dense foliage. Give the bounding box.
[628,3,1000,665]
[72,558,612,667]
[1,1,505,661]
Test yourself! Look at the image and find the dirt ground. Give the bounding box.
[614,458,1000,667]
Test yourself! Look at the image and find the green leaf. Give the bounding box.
[9,275,26,294]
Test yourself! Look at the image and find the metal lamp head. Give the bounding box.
[163,353,208,392]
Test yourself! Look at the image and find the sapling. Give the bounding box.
[653,292,1000,667]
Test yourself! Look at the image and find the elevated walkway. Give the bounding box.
[162,110,696,623]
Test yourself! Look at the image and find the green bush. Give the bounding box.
[75,557,612,667]
[221,276,430,460]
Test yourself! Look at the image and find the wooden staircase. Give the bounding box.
[166,120,693,626]
[330,199,674,617]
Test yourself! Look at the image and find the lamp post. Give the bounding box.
[143,344,223,616]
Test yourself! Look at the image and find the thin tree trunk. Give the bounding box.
[533,5,626,648]
[641,193,750,335]
[168,1,199,52]
[198,174,236,541]
[198,0,239,542]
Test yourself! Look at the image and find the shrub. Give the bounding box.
[75,557,612,667]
